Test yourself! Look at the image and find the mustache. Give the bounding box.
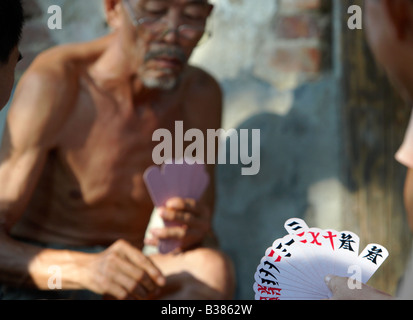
[144,47,187,64]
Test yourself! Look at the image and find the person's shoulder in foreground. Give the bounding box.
[328,0,413,300]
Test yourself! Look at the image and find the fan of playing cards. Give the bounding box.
[143,158,210,254]
[254,218,389,300]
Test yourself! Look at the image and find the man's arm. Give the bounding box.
[0,54,165,299]
[0,55,84,288]
[0,59,76,230]
[146,67,223,252]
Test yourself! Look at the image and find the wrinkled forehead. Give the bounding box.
[129,0,210,6]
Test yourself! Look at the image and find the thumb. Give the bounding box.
[324,274,393,300]
[324,274,348,296]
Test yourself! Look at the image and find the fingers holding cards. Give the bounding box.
[254,217,389,300]
[143,159,210,254]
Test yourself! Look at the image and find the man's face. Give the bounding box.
[121,0,213,90]
[0,47,20,109]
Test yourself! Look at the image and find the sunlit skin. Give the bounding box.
[0,0,234,300]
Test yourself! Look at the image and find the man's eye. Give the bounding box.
[146,9,167,16]
[184,13,203,20]
[143,2,168,15]
[183,6,209,20]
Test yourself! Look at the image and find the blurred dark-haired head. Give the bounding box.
[0,0,24,109]
[0,0,24,64]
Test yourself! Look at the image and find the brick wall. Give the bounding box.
[18,0,332,92]
[253,0,331,90]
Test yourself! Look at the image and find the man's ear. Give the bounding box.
[383,0,413,41]
[104,0,124,29]
[207,3,214,17]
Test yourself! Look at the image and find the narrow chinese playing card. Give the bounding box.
[143,158,210,254]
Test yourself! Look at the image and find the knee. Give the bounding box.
[188,248,236,299]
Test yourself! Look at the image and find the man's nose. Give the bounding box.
[160,10,181,44]
[161,28,180,44]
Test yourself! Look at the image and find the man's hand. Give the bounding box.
[82,239,165,300]
[145,197,212,252]
[325,275,393,300]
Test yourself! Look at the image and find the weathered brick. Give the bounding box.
[278,0,322,12]
[274,14,323,39]
[269,46,322,73]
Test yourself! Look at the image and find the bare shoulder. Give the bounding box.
[183,65,223,130]
[8,43,86,149]
[185,65,222,99]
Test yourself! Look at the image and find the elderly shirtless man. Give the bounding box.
[0,0,234,300]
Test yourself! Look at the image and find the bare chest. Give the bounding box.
[55,88,184,206]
